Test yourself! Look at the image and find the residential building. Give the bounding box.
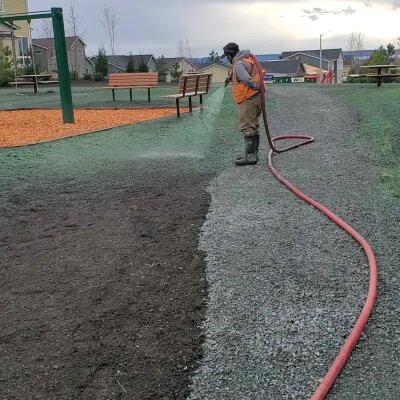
[343,55,355,78]
[196,62,230,83]
[89,54,157,75]
[260,60,305,78]
[281,48,344,83]
[164,57,198,82]
[32,36,87,78]
[0,0,29,60]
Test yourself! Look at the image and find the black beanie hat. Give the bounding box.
[223,42,239,57]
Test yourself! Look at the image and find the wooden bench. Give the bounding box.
[10,78,59,93]
[105,72,159,101]
[162,73,213,117]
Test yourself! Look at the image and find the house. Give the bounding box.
[342,50,374,63]
[255,54,281,62]
[32,36,87,78]
[0,0,29,61]
[164,57,198,82]
[196,62,230,83]
[89,54,157,74]
[260,60,306,82]
[281,48,344,83]
[343,55,355,78]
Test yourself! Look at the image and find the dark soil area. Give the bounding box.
[0,168,209,399]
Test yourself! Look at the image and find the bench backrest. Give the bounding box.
[178,73,213,95]
[108,72,158,87]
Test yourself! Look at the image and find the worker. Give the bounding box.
[222,42,261,166]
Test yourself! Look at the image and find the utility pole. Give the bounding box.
[319,31,330,83]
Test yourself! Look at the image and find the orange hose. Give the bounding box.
[250,54,378,398]
[267,141,378,399]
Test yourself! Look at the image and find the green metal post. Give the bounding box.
[51,7,74,123]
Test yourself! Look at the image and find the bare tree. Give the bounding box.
[66,4,86,79]
[101,7,118,55]
[347,32,364,51]
[66,4,86,38]
[185,39,193,59]
[177,39,193,58]
[177,40,185,58]
[37,19,53,38]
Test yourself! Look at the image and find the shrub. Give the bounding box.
[93,72,104,82]
[95,46,108,78]
[126,56,135,72]
[83,73,92,80]
[0,70,13,87]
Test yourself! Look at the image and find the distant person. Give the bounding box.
[222,42,261,166]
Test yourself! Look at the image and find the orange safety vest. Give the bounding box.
[232,55,260,104]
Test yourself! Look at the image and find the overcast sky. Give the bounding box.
[30,1,400,57]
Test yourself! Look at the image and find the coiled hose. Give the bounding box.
[251,55,378,399]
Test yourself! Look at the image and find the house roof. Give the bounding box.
[164,57,198,69]
[303,64,327,75]
[342,50,374,58]
[32,36,86,49]
[256,54,281,61]
[344,55,355,65]
[260,60,304,75]
[0,21,20,34]
[197,62,230,72]
[281,48,343,61]
[90,54,155,70]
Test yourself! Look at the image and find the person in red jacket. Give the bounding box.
[223,42,261,166]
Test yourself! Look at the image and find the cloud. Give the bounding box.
[301,5,356,21]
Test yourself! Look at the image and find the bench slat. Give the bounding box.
[108,72,158,87]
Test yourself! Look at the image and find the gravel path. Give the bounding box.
[188,85,400,399]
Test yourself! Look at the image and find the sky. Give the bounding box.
[29,0,400,57]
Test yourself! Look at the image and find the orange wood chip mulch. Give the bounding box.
[0,108,181,147]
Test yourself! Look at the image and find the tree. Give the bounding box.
[156,55,168,82]
[138,58,149,72]
[101,7,118,55]
[368,45,389,65]
[347,32,364,51]
[177,39,193,58]
[0,46,14,86]
[66,4,86,79]
[38,19,53,38]
[170,62,182,82]
[66,4,86,38]
[387,43,396,63]
[209,50,220,62]
[95,46,108,78]
[126,55,135,72]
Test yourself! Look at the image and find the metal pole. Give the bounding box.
[319,34,322,84]
[51,7,74,123]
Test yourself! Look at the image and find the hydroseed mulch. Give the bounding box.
[0,108,184,147]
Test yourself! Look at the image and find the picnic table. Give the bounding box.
[360,65,400,87]
[11,74,58,93]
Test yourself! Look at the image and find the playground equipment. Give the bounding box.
[321,70,334,84]
[0,8,74,123]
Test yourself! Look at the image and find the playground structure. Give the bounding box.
[321,70,334,84]
[0,8,74,123]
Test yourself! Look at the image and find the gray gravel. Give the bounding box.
[188,85,400,399]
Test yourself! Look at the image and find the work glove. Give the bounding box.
[224,69,233,86]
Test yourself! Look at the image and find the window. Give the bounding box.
[77,49,83,54]
[0,0,4,12]
[35,50,42,55]
[51,49,56,58]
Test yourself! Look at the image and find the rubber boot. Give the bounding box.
[235,136,258,166]
[236,134,259,161]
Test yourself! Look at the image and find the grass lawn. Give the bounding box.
[334,83,400,197]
